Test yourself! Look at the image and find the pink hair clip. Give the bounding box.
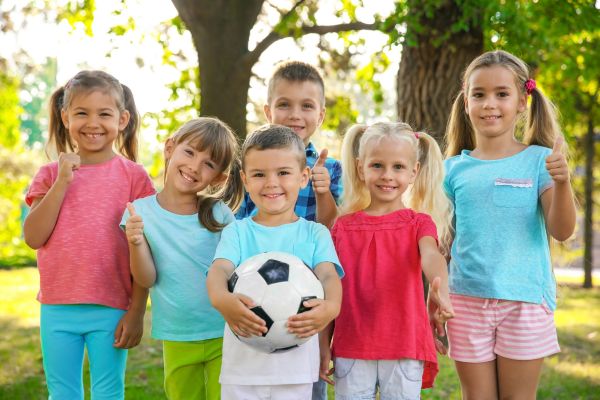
[414,132,420,139]
[525,79,536,95]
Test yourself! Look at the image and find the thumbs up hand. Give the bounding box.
[57,152,81,184]
[125,202,145,246]
[311,149,331,195]
[545,136,569,183]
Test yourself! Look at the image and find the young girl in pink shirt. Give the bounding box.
[323,122,454,399]
[23,70,155,399]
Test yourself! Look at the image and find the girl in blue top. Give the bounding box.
[444,50,576,399]
[121,117,244,400]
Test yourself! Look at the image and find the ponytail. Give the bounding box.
[408,132,453,254]
[115,84,140,162]
[525,87,562,150]
[340,124,371,215]
[445,90,475,157]
[47,86,77,158]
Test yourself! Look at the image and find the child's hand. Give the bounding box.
[546,136,569,183]
[319,346,335,385]
[221,293,267,338]
[125,203,145,246]
[57,152,80,184]
[287,298,337,338]
[428,276,454,326]
[311,149,331,195]
[114,308,145,349]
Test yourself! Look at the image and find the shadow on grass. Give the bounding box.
[0,313,166,399]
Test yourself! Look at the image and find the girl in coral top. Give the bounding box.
[23,71,155,399]
[323,122,454,399]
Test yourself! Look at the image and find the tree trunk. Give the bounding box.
[583,113,595,288]
[171,0,264,139]
[397,0,483,147]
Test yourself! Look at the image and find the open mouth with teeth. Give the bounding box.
[262,193,283,199]
[376,185,397,191]
[179,170,197,183]
[481,115,501,120]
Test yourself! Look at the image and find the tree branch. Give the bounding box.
[243,21,379,68]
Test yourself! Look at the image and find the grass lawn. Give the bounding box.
[1,268,598,399]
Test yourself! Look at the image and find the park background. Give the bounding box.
[0,0,598,398]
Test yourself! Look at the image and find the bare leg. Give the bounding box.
[497,356,544,400]
[454,360,498,400]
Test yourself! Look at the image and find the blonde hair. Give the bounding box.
[166,117,243,232]
[446,50,562,157]
[341,122,453,251]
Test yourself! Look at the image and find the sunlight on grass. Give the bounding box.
[1,267,598,398]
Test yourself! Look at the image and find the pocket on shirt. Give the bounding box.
[292,243,315,268]
[492,178,535,208]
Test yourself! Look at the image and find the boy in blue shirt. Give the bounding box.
[236,61,342,229]
[208,125,343,399]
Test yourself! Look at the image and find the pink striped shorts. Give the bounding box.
[446,293,560,363]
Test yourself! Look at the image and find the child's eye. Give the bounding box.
[302,103,315,110]
[498,91,509,97]
[394,164,405,170]
[100,112,113,117]
[252,172,264,178]
[276,102,289,108]
[278,171,290,176]
[371,163,382,169]
[184,149,194,156]
[471,92,483,98]
[205,161,215,170]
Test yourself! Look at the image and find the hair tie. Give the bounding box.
[414,132,420,139]
[525,79,536,95]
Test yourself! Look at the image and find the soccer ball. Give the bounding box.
[227,251,324,353]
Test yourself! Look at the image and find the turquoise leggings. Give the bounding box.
[40,304,128,400]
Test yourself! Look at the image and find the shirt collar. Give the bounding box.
[305,142,318,158]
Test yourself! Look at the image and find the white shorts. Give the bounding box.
[221,383,313,400]
[334,358,424,400]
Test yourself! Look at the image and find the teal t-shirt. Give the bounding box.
[121,194,234,341]
[444,145,557,310]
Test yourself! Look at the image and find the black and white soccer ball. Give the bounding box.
[227,251,324,353]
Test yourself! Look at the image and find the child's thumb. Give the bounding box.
[127,202,137,216]
[315,148,328,167]
[552,135,564,154]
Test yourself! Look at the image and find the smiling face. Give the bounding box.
[357,136,419,214]
[465,65,527,142]
[241,146,309,225]
[264,79,325,146]
[61,89,129,162]
[163,138,225,201]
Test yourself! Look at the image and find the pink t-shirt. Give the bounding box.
[331,209,439,388]
[25,155,155,310]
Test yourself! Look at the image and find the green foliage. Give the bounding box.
[57,0,96,36]
[323,95,359,136]
[0,73,22,149]
[355,52,391,114]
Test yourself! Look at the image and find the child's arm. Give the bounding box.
[114,281,148,349]
[207,258,267,337]
[23,153,80,249]
[541,137,576,241]
[420,236,454,329]
[319,321,335,385]
[287,261,342,338]
[312,149,338,228]
[125,203,157,288]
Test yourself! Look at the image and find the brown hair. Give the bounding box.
[241,124,306,170]
[48,70,140,161]
[267,61,325,106]
[167,117,243,232]
[445,50,562,157]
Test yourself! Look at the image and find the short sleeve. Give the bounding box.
[416,213,438,243]
[215,201,235,226]
[25,164,56,206]
[537,147,554,196]
[130,164,155,201]
[328,159,343,205]
[312,223,344,277]
[213,222,242,267]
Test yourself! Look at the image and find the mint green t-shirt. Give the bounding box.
[121,195,234,341]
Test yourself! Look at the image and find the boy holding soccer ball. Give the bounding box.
[207,125,343,399]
